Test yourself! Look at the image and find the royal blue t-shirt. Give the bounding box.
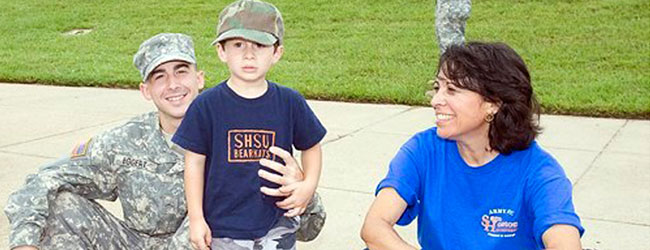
[377,127,584,250]
[172,81,326,239]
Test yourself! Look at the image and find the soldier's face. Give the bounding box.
[139,60,204,121]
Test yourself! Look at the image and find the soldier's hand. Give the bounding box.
[189,218,212,250]
[258,146,304,196]
[276,180,316,217]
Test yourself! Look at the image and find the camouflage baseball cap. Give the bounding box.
[212,0,284,46]
[133,33,196,81]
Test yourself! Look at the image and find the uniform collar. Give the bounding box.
[145,112,185,158]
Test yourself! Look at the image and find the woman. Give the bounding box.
[361,42,583,250]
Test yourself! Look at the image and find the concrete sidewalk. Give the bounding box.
[0,83,648,249]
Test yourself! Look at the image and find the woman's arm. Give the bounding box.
[361,188,418,250]
[542,224,582,250]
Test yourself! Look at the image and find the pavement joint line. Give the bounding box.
[321,107,419,145]
[364,130,423,137]
[321,134,346,146]
[582,216,650,227]
[544,146,600,153]
[599,150,650,157]
[0,117,129,149]
[319,185,374,195]
[573,120,629,186]
[0,150,57,160]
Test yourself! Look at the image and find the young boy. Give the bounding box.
[172,0,326,249]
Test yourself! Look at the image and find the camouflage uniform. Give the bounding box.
[435,0,471,54]
[296,193,325,242]
[4,112,325,249]
[4,112,189,249]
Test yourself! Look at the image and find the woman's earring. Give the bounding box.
[485,113,495,123]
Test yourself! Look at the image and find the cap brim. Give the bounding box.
[211,29,277,46]
[143,54,196,81]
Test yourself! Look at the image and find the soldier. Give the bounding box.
[4,33,324,250]
[435,0,472,54]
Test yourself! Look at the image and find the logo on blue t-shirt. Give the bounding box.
[481,208,519,238]
[228,129,276,163]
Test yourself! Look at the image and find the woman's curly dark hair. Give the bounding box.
[438,42,541,154]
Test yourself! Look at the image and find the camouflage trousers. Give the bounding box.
[211,216,299,250]
[40,192,325,249]
[210,193,326,250]
[41,191,192,250]
[435,0,472,54]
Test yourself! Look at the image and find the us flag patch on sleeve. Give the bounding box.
[71,138,91,158]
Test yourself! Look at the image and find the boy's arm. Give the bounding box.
[184,150,211,250]
[300,143,322,190]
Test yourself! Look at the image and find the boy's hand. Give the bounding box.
[189,218,212,250]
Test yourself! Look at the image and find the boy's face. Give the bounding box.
[139,60,205,121]
[217,38,284,85]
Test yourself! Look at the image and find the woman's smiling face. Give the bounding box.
[429,71,497,142]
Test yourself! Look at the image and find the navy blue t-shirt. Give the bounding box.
[377,127,584,249]
[172,81,326,239]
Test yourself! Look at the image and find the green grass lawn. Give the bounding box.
[1,0,648,118]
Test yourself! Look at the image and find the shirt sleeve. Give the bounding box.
[375,136,423,226]
[3,134,118,249]
[527,157,585,248]
[292,94,326,150]
[172,97,211,155]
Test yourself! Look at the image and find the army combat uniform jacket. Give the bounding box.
[4,112,189,249]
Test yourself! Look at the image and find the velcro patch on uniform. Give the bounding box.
[71,138,91,158]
